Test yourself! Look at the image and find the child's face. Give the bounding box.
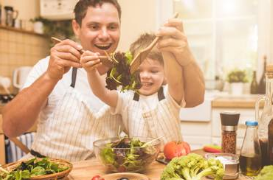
[138,58,165,96]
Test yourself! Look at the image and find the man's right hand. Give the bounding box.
[47,39,83,80]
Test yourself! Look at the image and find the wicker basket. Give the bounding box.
[1,158,73,180]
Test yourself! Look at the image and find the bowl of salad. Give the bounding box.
[93,136,161,173]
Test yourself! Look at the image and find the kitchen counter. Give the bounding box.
[67,155,250,180]
[212,94,263,109]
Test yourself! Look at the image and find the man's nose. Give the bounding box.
[99,28,110,40]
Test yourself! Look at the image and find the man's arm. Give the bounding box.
[81,51,118,108]
[156,18,205,107]
[2,39,82,137]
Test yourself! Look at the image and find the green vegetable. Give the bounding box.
[100,137,159,172]
[0,158,69,180]
[254,165,273,180]
[160,153,224,180]
[105,51,141,92]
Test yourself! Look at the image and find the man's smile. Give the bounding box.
[94,44,112,50]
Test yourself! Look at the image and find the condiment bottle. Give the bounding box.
[255,64,273,167]
[220,112,240,154]
[239,121,262,176]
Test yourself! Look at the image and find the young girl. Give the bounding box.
[81,33,185,144]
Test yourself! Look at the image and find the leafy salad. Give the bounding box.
[0,158,70,180]
[99,137,159,172]
[105,51,142,92]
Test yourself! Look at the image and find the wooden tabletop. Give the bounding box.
[67,158,250,180]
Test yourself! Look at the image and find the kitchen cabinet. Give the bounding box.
[180,121,212,150]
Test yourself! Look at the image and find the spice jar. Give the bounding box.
[220,112,240,154]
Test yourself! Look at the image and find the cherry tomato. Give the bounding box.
[91,175,105,180]
[163,141,191,160]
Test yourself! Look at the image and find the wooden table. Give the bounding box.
[67,158,250,180]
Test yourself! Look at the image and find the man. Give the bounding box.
[2,0,204,162]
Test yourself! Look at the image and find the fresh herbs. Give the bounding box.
[0,158,69,180]
[105,51,142,92]
[100,137,159,172]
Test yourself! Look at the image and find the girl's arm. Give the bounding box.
[81,51,118,108]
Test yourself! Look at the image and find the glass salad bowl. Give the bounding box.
[93,136,161,173]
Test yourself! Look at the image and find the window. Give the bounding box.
[158,0,273,88]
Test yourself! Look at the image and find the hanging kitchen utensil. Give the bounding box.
[130,13,179,74]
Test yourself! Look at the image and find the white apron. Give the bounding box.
[30,68,123,162]
[124,87,182,145]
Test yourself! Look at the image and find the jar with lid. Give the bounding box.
[239,121,262,176]
[220,112,240,154]
[255,64,273,166]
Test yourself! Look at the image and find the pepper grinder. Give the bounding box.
[220,111,240,154]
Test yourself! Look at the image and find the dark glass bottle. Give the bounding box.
[258,56,267,94]
[250,71,258,94]
[239,121,262,176]
[256,64,273,167]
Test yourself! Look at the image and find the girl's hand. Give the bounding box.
[80,51,102,72]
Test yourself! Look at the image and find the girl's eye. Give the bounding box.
[151,70,159,74]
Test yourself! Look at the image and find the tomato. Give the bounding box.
[163,141,191,160]
[91,175,105,180]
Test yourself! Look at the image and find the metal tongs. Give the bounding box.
[51,37,114,67]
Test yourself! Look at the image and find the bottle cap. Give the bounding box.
[245,121,258,126]
[220,111,240,126]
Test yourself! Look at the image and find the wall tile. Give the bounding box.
[0,27,50,91]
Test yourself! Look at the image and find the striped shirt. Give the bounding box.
[23,57,123,162]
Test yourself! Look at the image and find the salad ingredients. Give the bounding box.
[0,158,69,180]
[161,153,224,180]
[254,165,273,180]
[203,145,222,153]
[99,137,159,172]
[163,141,191,160]
[105,51,141,92]
[91,175,105,180]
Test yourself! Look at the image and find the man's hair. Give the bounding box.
[130,33,164,65]
[74,0,121,26]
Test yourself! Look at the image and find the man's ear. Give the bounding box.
[72,19,80,37]
[163,77,167,85]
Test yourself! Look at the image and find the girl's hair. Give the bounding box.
[129,33,164,65]
[74,0,121,26]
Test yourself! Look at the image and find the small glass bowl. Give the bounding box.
[205,153,239,180]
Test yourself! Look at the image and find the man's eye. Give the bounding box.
[108,25,118,31]
[89,25,99,30]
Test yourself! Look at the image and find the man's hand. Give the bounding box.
[47,39,83,80]
[156,18,193,66]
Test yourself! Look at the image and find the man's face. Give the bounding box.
[74,3,121,55]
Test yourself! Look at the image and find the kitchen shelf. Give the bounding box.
[0,25,46,37]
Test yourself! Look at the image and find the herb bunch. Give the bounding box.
[106,51,141,92]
